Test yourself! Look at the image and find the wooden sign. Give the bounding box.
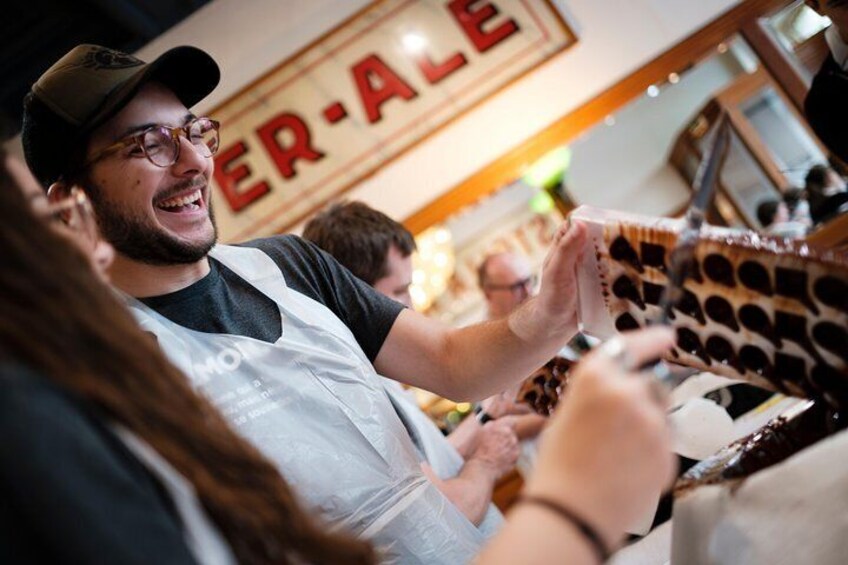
[210,0,576,241]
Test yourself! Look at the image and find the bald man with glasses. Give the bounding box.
[478,252,539,320]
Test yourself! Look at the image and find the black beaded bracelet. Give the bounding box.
[518,495,611,563]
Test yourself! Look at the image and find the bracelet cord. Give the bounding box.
[518,494,611,563]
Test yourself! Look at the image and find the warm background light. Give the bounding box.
[411,226,455,311]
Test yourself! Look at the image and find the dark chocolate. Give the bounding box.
[740,345,773,377]
[704,254,736,288]
[705,335,743,374]
[519,356,574,415]
[810,365,848,409]
[610,236,644,273]
[674,289,706,325]
[775,267,819,315]
[544,378,562,396]
[612,275,646,310]
[675,400,834,493]
[643,281,665,306]
[640,242,667,272]
[705,295,739,331]
[677,327,711,365]
[812,322,848,364]
[739,304,778,346]
[775,311,823,364]
[813,276,848,314]
[773,352,805,387]
[615,312,641,332]
[738,260,772,296]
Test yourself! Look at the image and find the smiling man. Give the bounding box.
[22,44,586,564]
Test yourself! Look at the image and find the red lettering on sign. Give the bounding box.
[416,50,468,85]
[256,112,325,179]
[213,140,270,212]
[448,0,520,53]
[352,54,418,124]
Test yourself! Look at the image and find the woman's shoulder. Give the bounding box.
[0,362,75,414]
[0,363,92,429]
[0,363,199,563]
[0,363,123,472]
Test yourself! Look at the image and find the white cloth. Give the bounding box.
[126,244,488,564]
[825,25,848,70]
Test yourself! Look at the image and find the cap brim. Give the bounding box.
[83,46,220,135]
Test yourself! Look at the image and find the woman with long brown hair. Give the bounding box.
[0,148,375,564]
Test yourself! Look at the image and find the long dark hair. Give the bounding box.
[0,151,375,564]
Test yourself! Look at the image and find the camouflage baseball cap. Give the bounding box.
[22,44,219,186]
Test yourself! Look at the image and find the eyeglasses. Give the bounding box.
[44,189,99,246]
[484,275,538,294]
[83,117,220,169]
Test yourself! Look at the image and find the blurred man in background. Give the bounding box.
[478,252,537,321]
[303,201,520,533]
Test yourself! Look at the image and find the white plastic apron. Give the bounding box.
[380,378,503,537]
[125,244,487,564]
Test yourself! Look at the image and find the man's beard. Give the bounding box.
[86,180,218,266]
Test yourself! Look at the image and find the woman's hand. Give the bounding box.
[525,326,678,551]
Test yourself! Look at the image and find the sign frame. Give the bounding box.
[208,0,578,240]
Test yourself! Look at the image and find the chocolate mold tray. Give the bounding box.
[571,206,848,408]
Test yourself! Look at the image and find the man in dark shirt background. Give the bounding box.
[804,1,848,165]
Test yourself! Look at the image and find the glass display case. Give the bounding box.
[670,66,828,229]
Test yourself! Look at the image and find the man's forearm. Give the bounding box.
[440,296,576,400]
[374,222,585,400]
[422,459,500,526]
[446,415,481,459]
[375,303,576,401]
[512,413,548,440]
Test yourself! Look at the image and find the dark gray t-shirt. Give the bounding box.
[139,235,404,362]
